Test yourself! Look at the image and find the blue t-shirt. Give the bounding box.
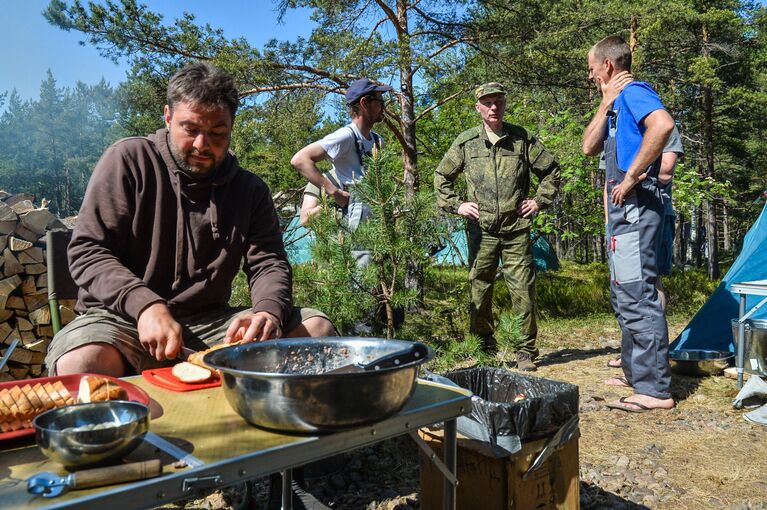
[608,81,665,172]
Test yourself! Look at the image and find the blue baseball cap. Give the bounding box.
[345,78,394,105]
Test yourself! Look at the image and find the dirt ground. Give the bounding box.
[533,314,767,509]
[166,314,767,510]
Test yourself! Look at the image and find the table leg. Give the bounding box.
[442,419,457,510]
[738,293,746,389]
[282,468,293,510]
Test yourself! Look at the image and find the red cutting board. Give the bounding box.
[141,366,221,392]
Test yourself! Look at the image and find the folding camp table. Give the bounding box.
[0,377,471,510]
[731,279,767,388]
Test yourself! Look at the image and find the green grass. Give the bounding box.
[229,260,720,362]
[662,268,721,316]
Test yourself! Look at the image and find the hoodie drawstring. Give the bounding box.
[172,175,184,292]
[210,186,220,241]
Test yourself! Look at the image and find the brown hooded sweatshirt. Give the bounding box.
[68,128,293,325]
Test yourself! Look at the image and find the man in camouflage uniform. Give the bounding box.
[434,82,560,371]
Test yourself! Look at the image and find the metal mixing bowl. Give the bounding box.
[33,400,149,469]
[204,337,433,433]
[669,350,734,377]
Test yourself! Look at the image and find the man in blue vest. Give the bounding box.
[583,36,676,412]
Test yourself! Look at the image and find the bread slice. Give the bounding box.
[21,384,43,414]
[92,381,127,401]
[172,362,213,383]
[6,417,24,432]
[33,383,55,412]
[0,388,20,420]
[77,375,104,401]
[10,385,33,420]
[77,376,127,403]
[43,381,67,408]
[0,393,13,422]
[53,381,74,405]
[1,388,21,419]
[186,343,228,371]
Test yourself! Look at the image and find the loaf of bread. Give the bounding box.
[171,362,213,383]
[77,376,128,403]
[0,380,75,432]
[186,343,229,371]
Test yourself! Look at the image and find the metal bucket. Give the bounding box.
[731,318,767,376]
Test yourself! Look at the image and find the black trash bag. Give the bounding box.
[444,367,579,443]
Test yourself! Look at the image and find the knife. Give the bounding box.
[178,346,197,361]
[143,432,205,468]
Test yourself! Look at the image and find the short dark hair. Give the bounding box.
[167,62,239,119]
[348,92,379,115]
[590,36,632,71]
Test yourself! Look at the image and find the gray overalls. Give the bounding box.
[605,112,671,399]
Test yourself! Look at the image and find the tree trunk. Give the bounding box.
[674,211,685,269]
[691,205,703,268]
[701,25,720,280]
[397,0,418,195]
[629,16,639,53]
[396,0,423,304]
[584,234,590,264]
[593,233,602,264]
[722,201,731,253]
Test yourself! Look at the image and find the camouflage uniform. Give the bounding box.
[434,122,560,354]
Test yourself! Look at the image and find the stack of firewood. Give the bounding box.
[0,192,75,382]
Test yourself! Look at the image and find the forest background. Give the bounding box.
[2,0,767,301]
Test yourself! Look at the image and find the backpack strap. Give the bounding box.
[346,126,381,168]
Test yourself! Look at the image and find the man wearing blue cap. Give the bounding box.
[292,78,393,237]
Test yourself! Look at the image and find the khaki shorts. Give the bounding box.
[45,306,330,375]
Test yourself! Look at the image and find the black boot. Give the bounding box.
[480,334,498,354]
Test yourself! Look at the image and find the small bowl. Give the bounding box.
[670,350,734,377]
[33,400,149,469]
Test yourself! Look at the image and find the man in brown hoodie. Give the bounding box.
[45,62,335,377]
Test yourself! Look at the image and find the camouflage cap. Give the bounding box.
[474,82,507,100]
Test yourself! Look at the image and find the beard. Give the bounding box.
[168,135,222,177]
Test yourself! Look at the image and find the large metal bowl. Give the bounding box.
[670,350,734,377]
[33,401,149,469]
[204,337,433,433]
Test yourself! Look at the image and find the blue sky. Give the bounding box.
[0,1,315,103]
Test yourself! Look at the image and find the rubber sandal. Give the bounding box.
[604,376,632,388]
[606,396,652,413]
[607,358,622,368]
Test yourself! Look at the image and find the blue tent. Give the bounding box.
[283,216,314,265]
[284,216,558,272]
[670,201,767,353]
[432,229,559,272]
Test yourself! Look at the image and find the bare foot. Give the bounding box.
[604,376,632,388]
[607,394,675,412]
[607,357,622,368]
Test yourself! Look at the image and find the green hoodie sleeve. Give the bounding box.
[528,136,560,210]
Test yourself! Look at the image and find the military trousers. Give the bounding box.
[467,221,537,355]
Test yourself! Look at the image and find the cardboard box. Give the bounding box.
[419,428,580,510]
